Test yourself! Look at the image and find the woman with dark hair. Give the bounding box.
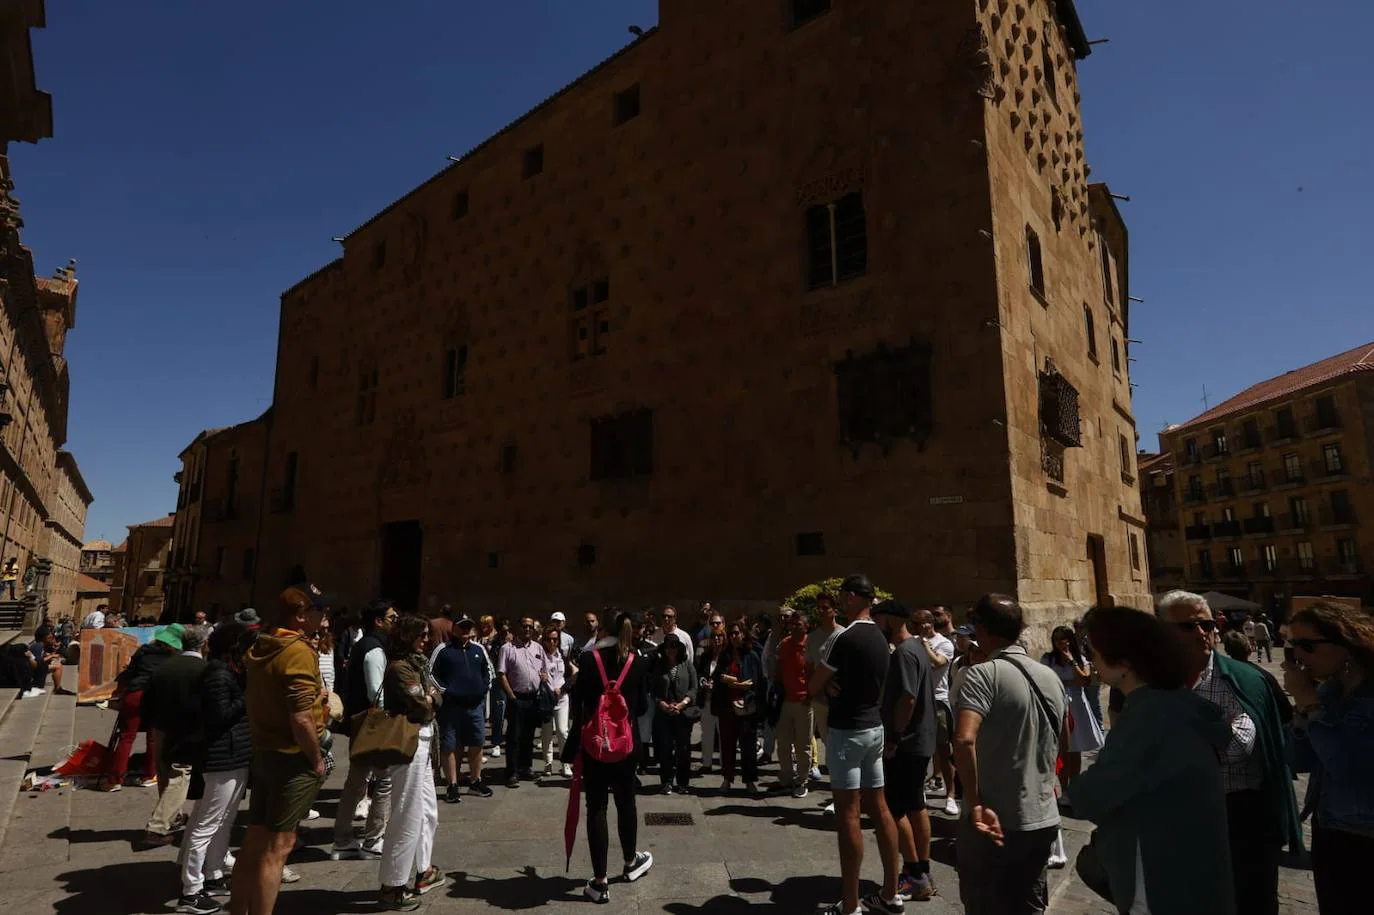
[650,633,698,794]
[176,623,251,912]
[1068,606,1235,915]
[1283,601,1374,913]
[714,623,763,796]
[1041,625,1106,791]
[483,617,511,759]
[569,609,653,904]
[377,615,445,910]
[695,629,726,775]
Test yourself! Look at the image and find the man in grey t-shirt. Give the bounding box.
[953,594,1067,915]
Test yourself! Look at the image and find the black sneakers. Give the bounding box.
[584,881,610,904]
[861,893,906,914]
[444,784,462,804]
[176,893,221,915]
[623,851,653,882]
[468,780,494,798]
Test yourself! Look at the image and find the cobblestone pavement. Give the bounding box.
[0,660,1316,914]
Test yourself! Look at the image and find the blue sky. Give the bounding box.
[13,1,1373,542]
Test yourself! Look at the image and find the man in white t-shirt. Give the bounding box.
[915,608,957,817]
[82,604,108,630]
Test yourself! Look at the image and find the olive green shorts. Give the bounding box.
[248,751,323,832]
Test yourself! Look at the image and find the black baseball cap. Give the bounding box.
[838,573,876,599]
[873,600,909,619]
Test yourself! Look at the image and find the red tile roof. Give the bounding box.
[130,514,175,529]
[1137,451,1173,476]
[1174,342,1374,432]
[76,573,110,593]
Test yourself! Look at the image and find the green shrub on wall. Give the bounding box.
[785,577,893,626]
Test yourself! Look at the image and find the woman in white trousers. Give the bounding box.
[538,631,574,777]
[695,632,724,772]
[177,623,252,912]
[378,617,445,911]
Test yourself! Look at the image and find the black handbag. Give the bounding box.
[535,682,557,723]
[1074,831,1114,904]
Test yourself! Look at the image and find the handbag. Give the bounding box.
[732,693,757,717]
[1074,831,1114,904]
[349,682,420,768]
[535,682,557,724]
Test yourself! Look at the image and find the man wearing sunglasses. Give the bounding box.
[1157,590,1301,915]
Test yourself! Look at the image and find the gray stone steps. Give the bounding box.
[0,686,54,853]
[0,690,75,871]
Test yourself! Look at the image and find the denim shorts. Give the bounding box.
[827,726,885,791]
[437,699,486,753]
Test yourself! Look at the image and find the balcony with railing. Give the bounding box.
[1276,512,1315,533]
[1208,480,1236,500]
[187,480,202,504]
[1274,466,1306,488]
[1248,559,1279,579]
[1212,519,1243,539]
[1176,449,1202,468]
[1325,557,1364,577]
[1235,429,1264,453]
[1278,558,1319,578]
[1217,561,1248,580]
[1183,485,1207,504]
[1202,442,1230,462]
[1243,515,1276,536]
[1238,471,1267,493]
[1266,422,1300,444]
[1194,563,1216,581]
[1319,506,1357,528]
[1304,409,1342,435]
[1185,523,1212,541]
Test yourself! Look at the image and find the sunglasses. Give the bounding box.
[1290,638,1336,653]
[1172,619,1217,634]
[729,631,743,637]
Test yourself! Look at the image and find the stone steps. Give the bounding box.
[0,688,75,869]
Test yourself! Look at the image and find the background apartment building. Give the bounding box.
[1159,342,1374,615]
[172,0,1148,646]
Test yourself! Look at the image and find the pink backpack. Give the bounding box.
[581,650,636,763]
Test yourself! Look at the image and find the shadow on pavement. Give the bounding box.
[663,874,873,913]
[51,825,147,848]
[446,866,583,910]
[54,861,171,914]
[701,802,837,833]
[274,888,380,914]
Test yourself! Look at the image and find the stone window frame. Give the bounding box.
[1026,226,1046,304]
[612,83,641,126]
[589,407,654,482]
[522,144,545,180]
[1083,304,1098,363]
[441,344,468,399]
[833,339,934,457]
[356,365,379,427]
[805,191,868,291]
[570,278,611,361]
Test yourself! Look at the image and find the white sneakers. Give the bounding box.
[354,797,371,822]
[20,687,45,700]
[943,797,961,818]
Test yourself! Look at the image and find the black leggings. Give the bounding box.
[1313,824,1374,915]
[583,756,637,880]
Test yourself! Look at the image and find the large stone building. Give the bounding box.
[110,515,173,623]
[1137,449,1185,595]
[0,1,92,631]
[166,413,269,621]
[185,0,1147,645]
[79,538,114,584]
[1157,342,1374,615]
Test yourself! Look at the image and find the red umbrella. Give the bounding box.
[564,752,583,872]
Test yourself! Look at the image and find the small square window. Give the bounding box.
[572,287,589,311]
[592,278,610,303]
[795,532,826,556]
[577,543,597,567]
[487,552,500,569]
[452,189,469,220]
[500,443,517,474]
[613,84,641,125]
[522,144,544,179]
[372,241,387,270]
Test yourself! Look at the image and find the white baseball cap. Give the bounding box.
[550,611,567,622]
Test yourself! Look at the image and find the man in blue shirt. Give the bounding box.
[431,615,494,801]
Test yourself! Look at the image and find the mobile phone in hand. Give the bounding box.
[1283,645,1295,664]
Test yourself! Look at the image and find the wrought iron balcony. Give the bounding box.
[1243,516,1275,535]
[1176,450,1202,467]
[1183,486,1208,504]
[1217,562,1248,580]
[1324,557,1364,577]
[1319,506,1357,528]
[1310,458,1348,480]
[1248,559,1279,578]
[1203,442,1231,462]
[1277,558,1318,578]
[1235,430,1264,453]
[1212,520,1243,538]
[1275,513,1315,533]
[1305,410,1342,434]
[1208,480,1236,500]
[1185,524,1212,541]
[1266,423,1299,444]
[1238,472,1267,493]
[1275,467,1306,487]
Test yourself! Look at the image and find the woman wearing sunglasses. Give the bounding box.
[713,624,763,795]
[1283,602,1374,915]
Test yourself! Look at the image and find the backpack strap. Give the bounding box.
[612,651,636,690]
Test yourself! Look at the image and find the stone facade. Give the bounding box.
[1159,349,1374,615]
[112,516,173,623]
[79,539,114,584]
[0,1,92,631]
[1137,450,1185,595]
[197,0,1140,652]
[166,413,269,621]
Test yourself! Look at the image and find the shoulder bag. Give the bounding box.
[349,679,420,768]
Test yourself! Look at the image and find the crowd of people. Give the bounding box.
[46,578,1371,915]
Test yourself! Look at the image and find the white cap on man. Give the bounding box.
[550,611,567,622]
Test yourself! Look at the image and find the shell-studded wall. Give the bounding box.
[977,0,1094,246]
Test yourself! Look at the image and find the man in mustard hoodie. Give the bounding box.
[230,585,328,915]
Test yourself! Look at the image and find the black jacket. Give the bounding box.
[118,644,173,694]
[200,659,251,773]
[143,653,207,759]
[344,632,386,720]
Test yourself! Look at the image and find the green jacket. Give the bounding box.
[1070,688,1236,915]
[1212,652,1304,853]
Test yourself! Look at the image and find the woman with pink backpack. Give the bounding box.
[564,609,654,905]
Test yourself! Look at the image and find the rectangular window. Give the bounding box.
[1042,39,1059,108]
[1119,434,1132,476]
[836,341,935,452]
[1247,461,1263,486]
[1337,538,1358,565]
[452,189,469,220]
[1330,489,1353,524]
[1110,338,1122,375]
[577,543,597,567]
[372,241,386,270]
[1083,306,1097,360]
[570,278,611,360]
[806,192,868,290]
[442,345,468,399]
[500,443,517,475]
[1211,429,1228,455]
[487,552,501,569]
[1283,452,1302,482]
[1228,547,1244,569]
[790,0,831,28]
[1241,418,1261,449]
[356,366,378,426]
[1275,406,1297,439]
[1026,226,1045,299]
[1291,496,1310,525]
[1297,541,1315,570]
[795,532,826,556]
[1098,232,1114,306]
[522,144,544,179]
[613,84,641,125]
[1315,394,1339,428]
[1128,532,1141,570]
[1323,443,1343,473]
[215,546,226,577]
[1184,438,1199,462]
[1197,550,1213,577]
[1222,507,1236,522]
[589,408,654,481]
[1253,501,1270,518]
[1262,544,1278,572]
[241,548,255,580]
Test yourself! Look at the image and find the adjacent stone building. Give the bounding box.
[79,538,114,584]
[0,1,93,631]
[166,413,269,621]
[111,515,173,623]
[1157,342,1374,614]
[190,0,1145,647]
[1137,450,1185,595]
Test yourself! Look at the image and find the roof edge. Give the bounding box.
[1056,0,1093,60]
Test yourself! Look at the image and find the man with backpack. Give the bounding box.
[567,610,653,906]
[953,594,1068,915]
